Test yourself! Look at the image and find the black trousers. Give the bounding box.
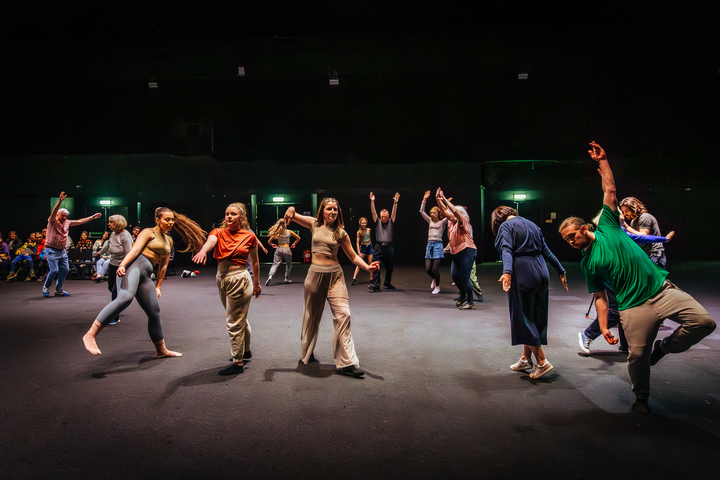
[371,243,395,288]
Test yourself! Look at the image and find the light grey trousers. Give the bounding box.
[216,268,253,363]
[269,247,292,280]
[620,281,716,400]
[300,264,359,368]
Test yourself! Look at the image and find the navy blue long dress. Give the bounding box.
[494,217,565,346]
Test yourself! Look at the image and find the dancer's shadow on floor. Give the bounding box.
[88,351,166,379]
[156,365,247,405]
[577,351,629,368]
[263,362,384,381]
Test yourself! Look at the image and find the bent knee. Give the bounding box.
[698,315,716,334]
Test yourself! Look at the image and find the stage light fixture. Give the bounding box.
[518,72,528,80]
[100,200,112,205]
[272,196,285,202]
[513,193,527,200]
[238,66,245,76]
[329,70,339,86]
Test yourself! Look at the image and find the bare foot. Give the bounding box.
[82,334,102,355]
[156,349,182,358]
[154,339,182,358]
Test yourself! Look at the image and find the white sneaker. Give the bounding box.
[530,361,554,379]
[431,286,441,294]
[578,332,592,354]
[510,358,533,371]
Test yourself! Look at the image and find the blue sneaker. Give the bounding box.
[109,319,120,325]
[55,290,71,296]
[578,331,592,354]
[42,286,50,297]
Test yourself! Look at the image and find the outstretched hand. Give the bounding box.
[369,192,375,202]
[91,213,102,219]
[666,231,675,241]
[423,190,430,201]
[588,141,607,162]
[58,191,67,202]
[284,207,296,223]
[192,252,207,264]
[393,192,400,203]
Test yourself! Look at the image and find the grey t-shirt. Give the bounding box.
[375,219,394,244]
[630,213,664,257]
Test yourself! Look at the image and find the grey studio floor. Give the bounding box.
[1,261,719,480]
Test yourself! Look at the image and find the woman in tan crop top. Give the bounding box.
[83,207,206,358]
[284,198,379,378]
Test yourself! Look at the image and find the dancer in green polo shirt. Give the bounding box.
[559,141,715,414]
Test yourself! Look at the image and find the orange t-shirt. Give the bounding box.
[210,228,257,267]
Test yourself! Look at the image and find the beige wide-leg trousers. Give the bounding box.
[216,268,253,363]
[620,281,715,400]
[301,264,359,368]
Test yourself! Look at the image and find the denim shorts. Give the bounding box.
[425,241,444,259]
[359,243,374,256]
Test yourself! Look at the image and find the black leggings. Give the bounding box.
[96,255,164,342]
[425,258,442,284]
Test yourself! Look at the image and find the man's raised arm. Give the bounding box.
[589,141,618,212]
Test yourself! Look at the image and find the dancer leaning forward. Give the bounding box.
[559,142,715,414]
[83,207,206,358]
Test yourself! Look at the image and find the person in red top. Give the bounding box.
[193,202,261,375]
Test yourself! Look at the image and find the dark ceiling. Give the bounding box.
[1,2,718,164]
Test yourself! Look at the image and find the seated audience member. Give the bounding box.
[77,231,93,249]
[6,231,20,258]
[92,231,110,281]
[7,235,38,281]
[35,230,48,281]
[0,234,10,276]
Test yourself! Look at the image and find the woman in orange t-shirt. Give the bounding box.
[193,202,261,376]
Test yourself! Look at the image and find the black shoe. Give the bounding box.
[650,340,667,366]
[308,353,319,363]
[618,346,629,353]
[383,284,396,290]
[351,278,357,285]
[453,296,462,301]
[455,298,467,306]
[243,350,252,359]
[368,285,380,292]
[458,302,475,310]
[476,294,483,302]
[340,365,365,378]
[632,398,651,414]
[218,363,244,375]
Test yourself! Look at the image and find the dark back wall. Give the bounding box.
[1,154,714,265]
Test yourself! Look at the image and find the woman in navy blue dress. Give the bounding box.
[492,206,568,379]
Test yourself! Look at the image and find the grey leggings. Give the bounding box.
[269,247,292,280]
[96,254,164,342]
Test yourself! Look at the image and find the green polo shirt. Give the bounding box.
[581,204,668,310]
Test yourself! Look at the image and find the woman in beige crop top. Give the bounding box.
[83,207,206,358]
[284,198,379,378]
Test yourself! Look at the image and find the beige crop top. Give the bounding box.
[311,221,346,258]
[142,226,173,264]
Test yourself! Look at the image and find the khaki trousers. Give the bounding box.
[620,281,716,400]
[216,268,253,363]
[301,264,359,368]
